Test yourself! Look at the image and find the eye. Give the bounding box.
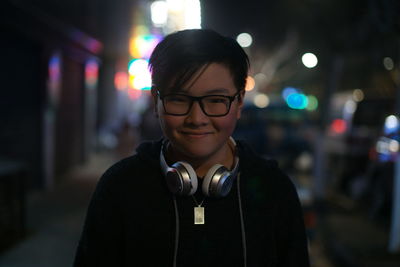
[205,96,229,104]
[166,95,189,103]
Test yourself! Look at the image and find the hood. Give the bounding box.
[135,138,164,167]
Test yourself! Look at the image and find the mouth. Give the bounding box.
[180,131,212,138]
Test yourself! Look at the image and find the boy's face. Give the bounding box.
[153,63,244,163]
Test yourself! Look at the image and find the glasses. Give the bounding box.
[158,91,241,117]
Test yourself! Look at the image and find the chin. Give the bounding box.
[183,141,228,161]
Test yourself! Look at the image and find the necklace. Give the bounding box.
[191,195,206,225]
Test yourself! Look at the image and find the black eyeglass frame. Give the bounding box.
[157,90,241,117]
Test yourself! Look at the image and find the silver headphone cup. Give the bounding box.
[172,163,194,195]
[165,170,183,194]
[208,167,232,198]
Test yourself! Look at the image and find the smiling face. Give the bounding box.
[153,63,244,169]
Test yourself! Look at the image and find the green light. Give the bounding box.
[306,95,318,111]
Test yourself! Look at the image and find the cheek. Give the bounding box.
[158,114,182,136]
[213,113,238,133]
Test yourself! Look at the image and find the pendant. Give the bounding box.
[194,206,205,224]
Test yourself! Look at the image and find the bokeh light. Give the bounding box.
[85,59,99,88]
[48,53,62,105]
[114,72,129,91]
[389,139,399,153]
[383,57,394,71]
[306,95,318,111]
[128,59,152,90]
[331,119,347,134]
[129,74,152,90]
[254,93,270,108]
[236,33,253,48]
[384,115,399,135]
[151,1,168,26]
[282,87,299,100]
[127,87,143,100]
[184,0,201,29]
[167,0,184,12]
[128,59,149,76]
[245,76,255,91]
[302,53,318,68]
[352,89,364,102]
[344,100,356,114]
[286,93,308,109]
[48,54,61,82]
[129,34,161,59]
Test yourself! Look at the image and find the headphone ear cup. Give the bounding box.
[170,161,198,195]
[202,164,229,197]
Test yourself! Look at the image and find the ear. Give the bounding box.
[151,87,160,118]
[236,89,245,119]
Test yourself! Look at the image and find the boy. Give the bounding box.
[74,29,310,267]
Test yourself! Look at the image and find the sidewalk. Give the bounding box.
[319,196,400,267]
[0,151,115,267]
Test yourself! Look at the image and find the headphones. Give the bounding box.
[160,138,239,198]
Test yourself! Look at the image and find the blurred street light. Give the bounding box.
[383,57,394,71]
[184,0,201,29]
[245,76,255,91]
[167,0,184,12]
[151,1,168,26]
[254,93,270,108]
[302,52,318,68]
[352,89,364,102]
[236,33,253,48]
[306,95,318,111]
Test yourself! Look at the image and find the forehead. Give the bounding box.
[168,63,236,95]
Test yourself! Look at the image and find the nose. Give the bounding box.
[184,101,209,125]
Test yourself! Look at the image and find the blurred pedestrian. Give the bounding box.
[74,29,310,267]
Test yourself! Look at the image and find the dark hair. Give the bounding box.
[149,29,249,93]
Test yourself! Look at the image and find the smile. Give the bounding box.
[181,131,212,138]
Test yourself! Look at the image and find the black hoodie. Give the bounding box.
[74,139,310,267]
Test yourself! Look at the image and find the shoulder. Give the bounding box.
[236,139,281,178]
[236,139,297,196]
[96,140,163,192]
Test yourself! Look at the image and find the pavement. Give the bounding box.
[0,151,115,267]
[318,195,400,267]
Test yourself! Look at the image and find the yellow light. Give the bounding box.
[352,89,364,102]
[245,76,255,91]
[129,35,161,59]
[390,139,399,153]
[129,37,140,59]
[254,94,270,108]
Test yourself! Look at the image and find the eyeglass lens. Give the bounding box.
[163,95,232,116]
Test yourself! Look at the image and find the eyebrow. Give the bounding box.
[176,88,231,95]
[204,88,231,94]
